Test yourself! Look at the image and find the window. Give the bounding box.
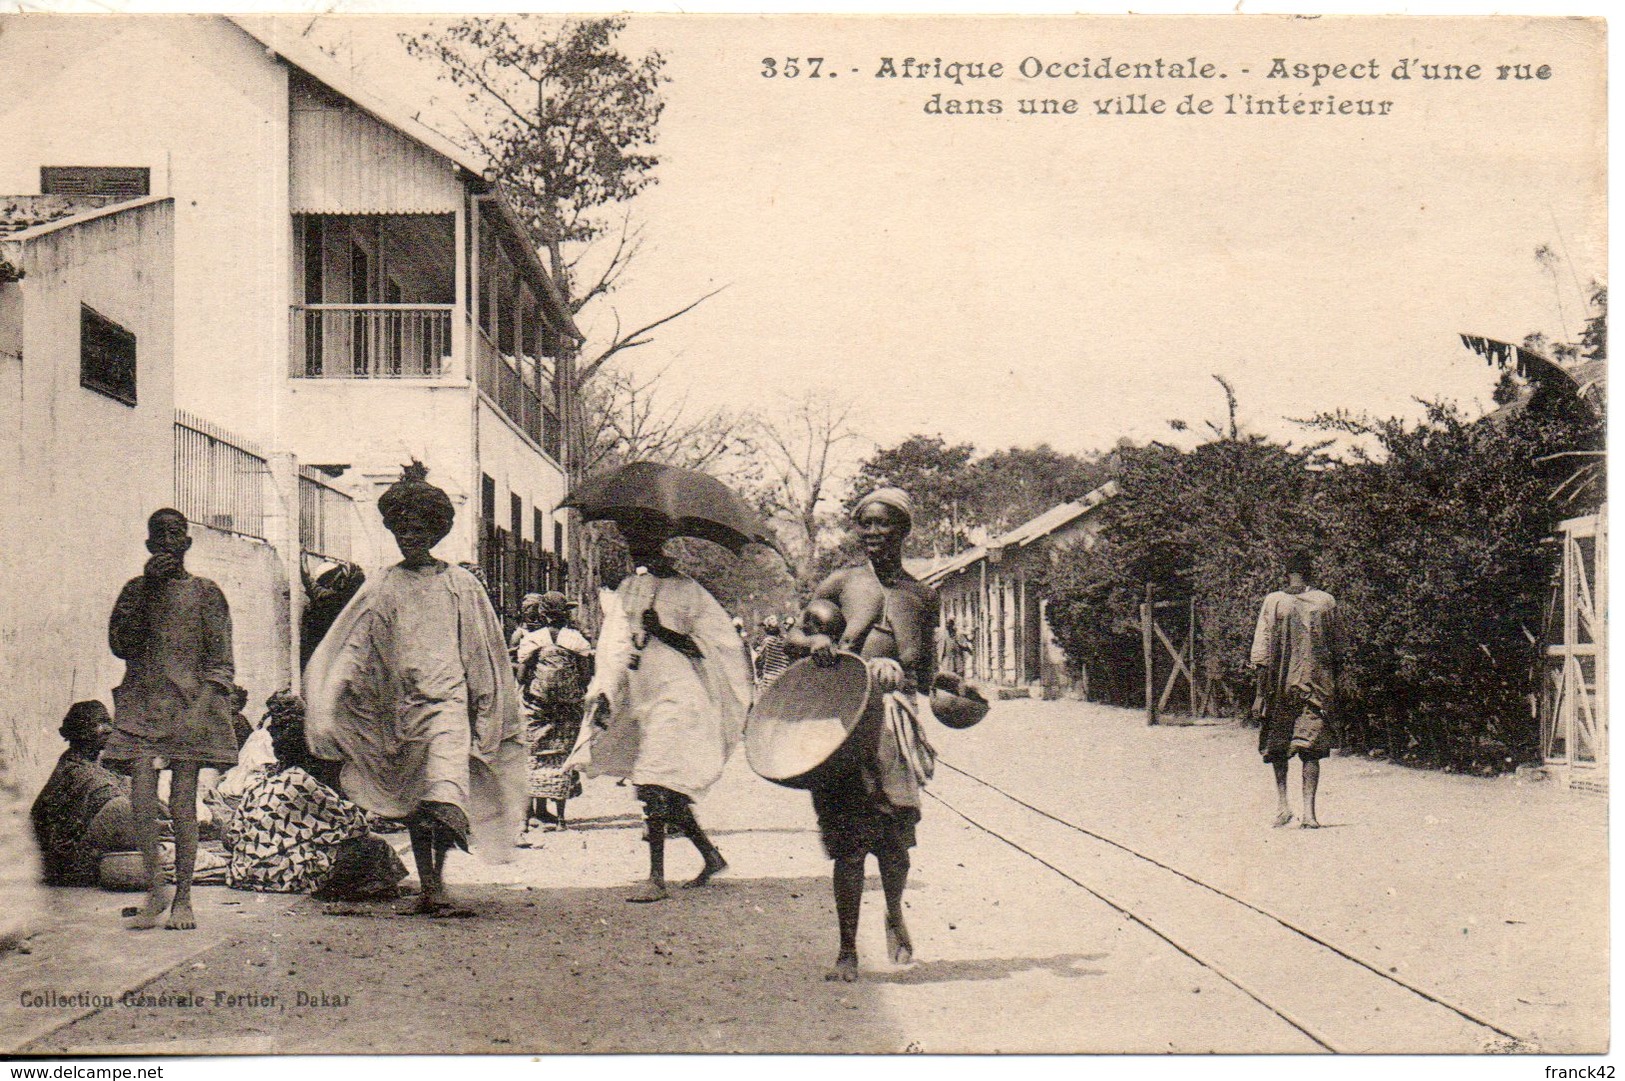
[80,305,137,406]
[42,167,149,200]
[481,473,496,526]
[510,492,524,541]
[534,508,545,549]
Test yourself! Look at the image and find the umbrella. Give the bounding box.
[559,461,783,557]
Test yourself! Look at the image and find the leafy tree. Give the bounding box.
[1038,351,1603,773]
[847,435,978,558]
[963,444,1112,536]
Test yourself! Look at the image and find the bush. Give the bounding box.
[1038,381,1601,774]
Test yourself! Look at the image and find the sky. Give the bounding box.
[294,13,1604,463]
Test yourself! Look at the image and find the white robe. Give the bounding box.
[566,572,750,801]
[304,563,526,862]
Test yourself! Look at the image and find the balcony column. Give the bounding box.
[266,451,303,695]
[452,201,468,381]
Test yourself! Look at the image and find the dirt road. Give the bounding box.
[9,700,1606,1055]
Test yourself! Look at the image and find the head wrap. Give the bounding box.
[538,591,575,615]
[854,487,914,526]
[377,460,454,541]
[59,700,110,742]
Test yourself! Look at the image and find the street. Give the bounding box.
[6,699,1607,1055]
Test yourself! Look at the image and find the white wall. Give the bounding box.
[280,379,477,574]
[0,200,175,794]
[0,16,289,448]
[476,399,569,551]
[187,527,292,723]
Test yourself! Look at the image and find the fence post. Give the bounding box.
[266,452,303,696]
[1142,581,1157,726]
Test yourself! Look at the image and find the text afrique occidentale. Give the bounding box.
[759,55,1556,118]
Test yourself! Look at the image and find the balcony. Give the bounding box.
[293,304,453,379]
[475,329,562,461]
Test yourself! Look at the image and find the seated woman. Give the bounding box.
[30,702,145,887]
[223,696,406,899]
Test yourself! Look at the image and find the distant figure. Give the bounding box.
[510,593,547,658]
[1250,549,1342,830]
[516,592,593,829]
[103,508,238,931]
[754,615,792,689]
[301,561,365,672]
[937,616,971,677]
[789,487,939,982]
[566,512,749,903]
[31,701,142,887]
[306,462,527,918]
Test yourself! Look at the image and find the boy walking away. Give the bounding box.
[1251,549,1341,829]
[103,509,239,930]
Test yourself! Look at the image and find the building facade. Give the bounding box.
[925,483,1117,699]
[0,15,582,615]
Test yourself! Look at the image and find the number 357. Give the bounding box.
[762,57,825,78]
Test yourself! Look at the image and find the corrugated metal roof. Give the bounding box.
[228,17,488,179]
[227,18,585,343]
[922,480,1119,586]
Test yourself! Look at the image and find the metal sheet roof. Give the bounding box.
[922,480,1119,586]
[229,17,488,179]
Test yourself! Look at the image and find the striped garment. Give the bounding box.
[755,635,792,687]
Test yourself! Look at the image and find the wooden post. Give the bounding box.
[1142,581,1157,725]
[1189,595,1198,720]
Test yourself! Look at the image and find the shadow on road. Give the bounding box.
[874,952,1108,986]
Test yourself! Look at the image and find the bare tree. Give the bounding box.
[750,393,866,585]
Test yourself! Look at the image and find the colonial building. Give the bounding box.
[925,482,1117,698]
[0,15,582,616]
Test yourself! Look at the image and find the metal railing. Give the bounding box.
[293,304,453,378]
[474,329,562,460]
[480,520,563,620]
[298,466,354,563]
[174,409,267,540]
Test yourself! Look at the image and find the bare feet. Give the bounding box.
[1300,819,1322,829]
[885,915,914,965]
[406,896,478,917]
[126,885,173,930]
[164,897,196,931]
[825,951,859,982]
[683,852,728,889]
[626,880,670,904]
[1271,811,1295,828]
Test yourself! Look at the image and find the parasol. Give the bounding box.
[559,461,783,556]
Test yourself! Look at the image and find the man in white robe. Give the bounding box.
[567,512,750,903]
[306,462,525,916]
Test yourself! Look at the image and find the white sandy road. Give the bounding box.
[4,699,1604,1055]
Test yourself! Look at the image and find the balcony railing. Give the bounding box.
[293,304,453,379]
[475,329,562,461]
